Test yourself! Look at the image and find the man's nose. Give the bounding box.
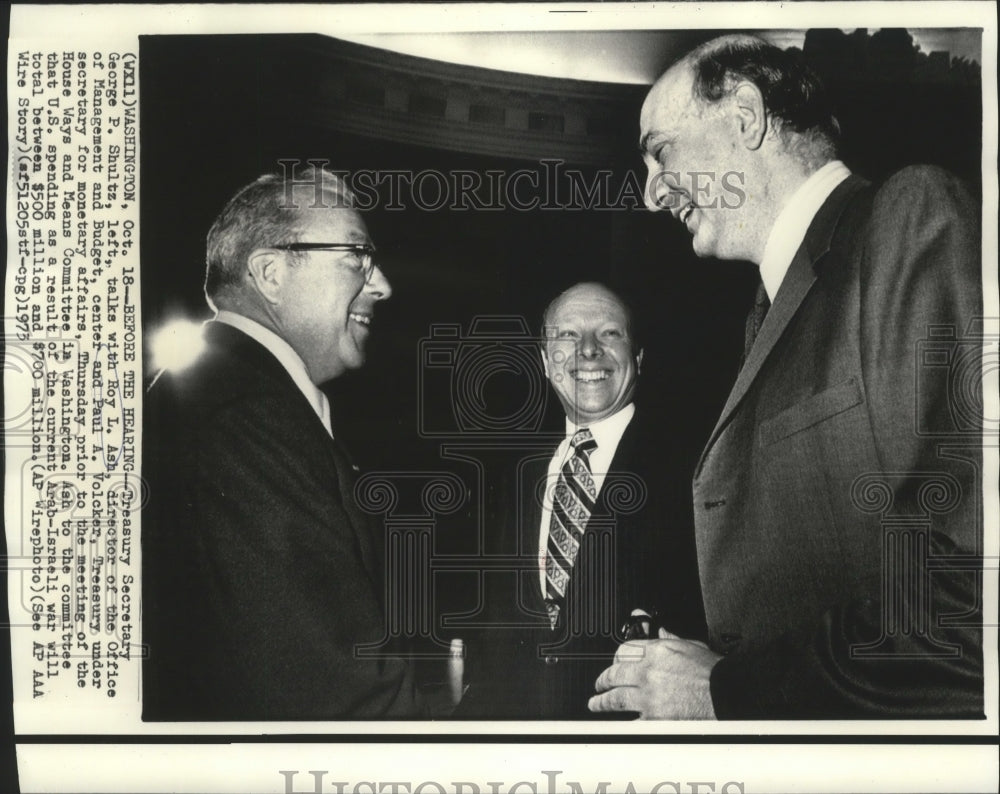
[644,167,680,213]
[365,264,392,300]
[578,331,602,357]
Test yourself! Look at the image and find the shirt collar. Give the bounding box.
[214,310,332,436]
[564,402,635,450]
[759,160,851,301]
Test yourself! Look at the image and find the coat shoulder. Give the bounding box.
[873,164,973,211]
[146,332,292,421]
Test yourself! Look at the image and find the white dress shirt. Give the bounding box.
[759,160,852,301]
[537,403,636,592]
[214,310,333,437]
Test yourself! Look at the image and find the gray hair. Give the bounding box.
[204,166,355,304]
[685,35,840,166]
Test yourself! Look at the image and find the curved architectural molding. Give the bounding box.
[291,35,644,165]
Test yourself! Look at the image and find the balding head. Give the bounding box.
[639,35,839,263]
[541,282,643,426]
[684,35,839,161]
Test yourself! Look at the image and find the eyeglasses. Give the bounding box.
[273,242,377,281]
[620,610,663,641]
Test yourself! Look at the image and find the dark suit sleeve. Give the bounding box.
[192,393,424,719]
[711,166,984,717]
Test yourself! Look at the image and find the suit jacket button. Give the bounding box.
[544,655,559,665]
[720,633,741,654]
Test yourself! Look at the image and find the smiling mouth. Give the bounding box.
[349,312,371,327]
[571,370,610,382]
[678,203,696,225]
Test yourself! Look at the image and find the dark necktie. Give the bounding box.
[544,428,598,629]
[741,279,771,366]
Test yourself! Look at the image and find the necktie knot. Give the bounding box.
[752,280,771,333]
[570,428,597,455]
[741,279,771,367]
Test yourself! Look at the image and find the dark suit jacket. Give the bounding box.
[698,166,983,717]
[142,321,423,720]
[464,408,706,718]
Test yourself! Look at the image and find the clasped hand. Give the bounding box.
[588,628,722,719]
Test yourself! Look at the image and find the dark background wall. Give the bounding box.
[138,31,982,642]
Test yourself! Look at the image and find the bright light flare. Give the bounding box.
[151,319,207,372]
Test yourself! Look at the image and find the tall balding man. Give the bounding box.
[591,36,983,719]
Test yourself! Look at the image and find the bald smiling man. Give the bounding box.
[463,282,706,719]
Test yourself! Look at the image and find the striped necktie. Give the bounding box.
[544,428,598,629]
[741,279,771,367]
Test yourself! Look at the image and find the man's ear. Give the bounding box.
[731,82,767,150]
[246,249,284,305]
[540,346,551,379]
[636,348,644,374]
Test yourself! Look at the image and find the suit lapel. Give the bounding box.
[205,322,381,580]
[521,454,551,607]
[695,176,868,475]
[593,416,638,518]
[707,243,818,446]
[325,436,382,579]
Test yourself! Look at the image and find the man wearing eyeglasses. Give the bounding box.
[142,167,425,719]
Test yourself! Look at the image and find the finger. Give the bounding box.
[689,638,710,649]
[657,627,670,639]
[614,640,650,663]
[594,660,643,693]
[588,686,639,713]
